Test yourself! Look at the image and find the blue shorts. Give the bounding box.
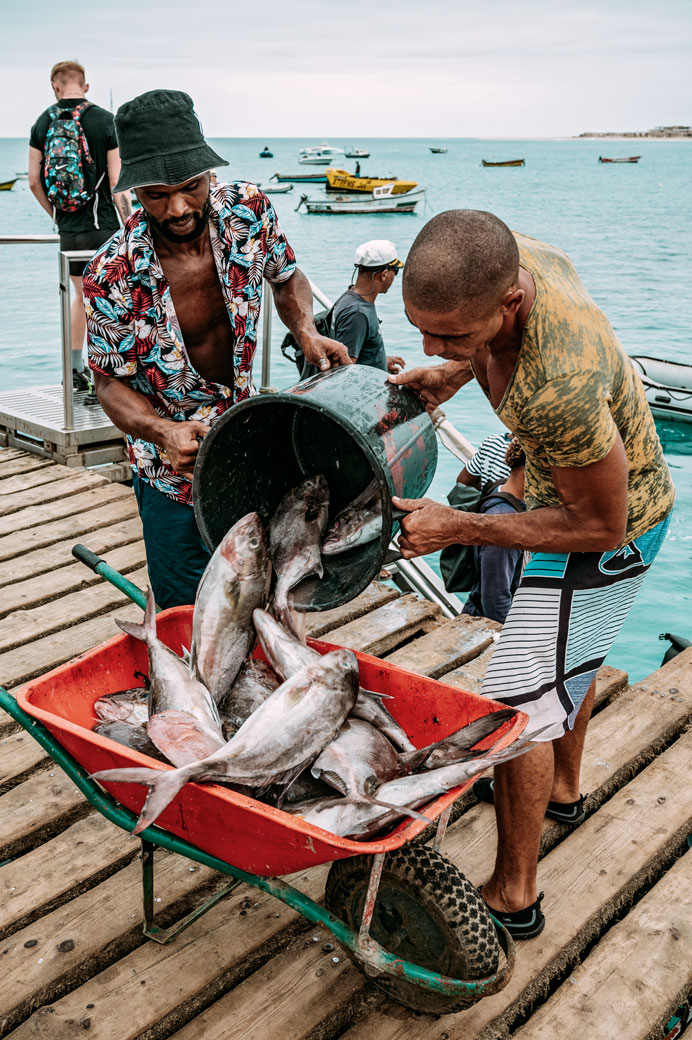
[133,476,211,609]
[481,513,671,741]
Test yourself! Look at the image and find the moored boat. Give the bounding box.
[429,146,447,154]
[481,158,525,167]
[325,168,417,194]
[344,147,370,158]
[296,184,424,214]
[630,355,692,423]
[599,155,641,163]
[0,178,18,191]
[270,171,328,183]
[258,182,293,194]
[259,147,273,158]
[298,144,345,165]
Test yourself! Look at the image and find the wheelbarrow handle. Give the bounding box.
[72,544,106,572]
[72,543,150,612]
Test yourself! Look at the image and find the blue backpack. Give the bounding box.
[43,101,104,219]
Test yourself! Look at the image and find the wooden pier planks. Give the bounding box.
[2,448,692,1040]
[513,847,692,1040]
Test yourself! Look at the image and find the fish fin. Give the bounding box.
[358,686,394,701]
[115,618,147,641]
[395,747,431,774]
[147,710,226,767]
[355,792,432,824]
[254,762,306,795]
[310,792,431,825]
[311,767,348,796]
[115,586,156,644]
[91,762,197,834]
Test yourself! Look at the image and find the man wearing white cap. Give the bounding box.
[330,239,406,373]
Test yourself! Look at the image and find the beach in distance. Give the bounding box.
[0,135,690,680]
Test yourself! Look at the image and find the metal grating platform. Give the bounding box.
[0,384,128,471]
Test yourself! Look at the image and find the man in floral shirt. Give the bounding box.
[84,90,349,607]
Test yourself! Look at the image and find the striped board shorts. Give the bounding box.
[481,512,672,742]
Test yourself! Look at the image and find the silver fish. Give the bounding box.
[312,718,399,799]
[294,733,544,839]
[270,475,329,634]
[218,657,280,731]
[322,482,383,556]
[94,687,149,727]
[191,512,271,703]
[91,647,360,834]
[94,720,168,762]
[115,588,224,760]
[350,693,416,754]
[252,607,408,747]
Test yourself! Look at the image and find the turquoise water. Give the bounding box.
[1,136,691,680]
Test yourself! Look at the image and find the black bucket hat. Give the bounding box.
[112,89,228,193]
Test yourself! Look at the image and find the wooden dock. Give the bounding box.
[1,446,691,1040]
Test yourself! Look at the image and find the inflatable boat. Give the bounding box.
[630,355,692,424]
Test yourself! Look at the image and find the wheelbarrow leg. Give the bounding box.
[432,804,452,853]
[140,840,242,944]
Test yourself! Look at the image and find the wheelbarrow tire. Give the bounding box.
[325,844,501,1014]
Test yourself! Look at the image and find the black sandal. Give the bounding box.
[473,777,587,825]
[479,886,546,940]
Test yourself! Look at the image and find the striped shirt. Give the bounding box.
[465,432,512,488]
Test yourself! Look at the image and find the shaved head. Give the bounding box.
[403,210,520,316]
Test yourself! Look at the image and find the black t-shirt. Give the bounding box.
[30,99,120,232]
[331,289,387,371]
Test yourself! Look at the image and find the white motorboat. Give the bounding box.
[298,144,345,165]
[630,355,692,423]
[296,183,425,214]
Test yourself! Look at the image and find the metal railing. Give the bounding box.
[0,234,94,432]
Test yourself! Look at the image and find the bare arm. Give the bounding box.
[93,372,208,478]
[271,268,351,369]
[107,148,131,224]
[27,146,54,219]
[388,359,474,413]
[456,466,481,488]
[395,435,629,558]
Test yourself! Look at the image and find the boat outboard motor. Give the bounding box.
[659,632,692,666]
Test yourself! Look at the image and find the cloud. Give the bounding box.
[2,0,690,137]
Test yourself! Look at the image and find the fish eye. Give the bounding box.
[305,480,315,489]
[248,537,260,549]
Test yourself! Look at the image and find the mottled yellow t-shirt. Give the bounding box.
[493,233,674,545]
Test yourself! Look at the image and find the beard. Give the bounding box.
[148,194,212,243]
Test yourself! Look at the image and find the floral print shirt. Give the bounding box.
[84,182,296,504]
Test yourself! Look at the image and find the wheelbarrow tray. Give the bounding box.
[16,605,527,876]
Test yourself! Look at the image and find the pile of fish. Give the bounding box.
[91,477,536,840]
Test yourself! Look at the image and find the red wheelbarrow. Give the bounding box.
[1,546,528,1015]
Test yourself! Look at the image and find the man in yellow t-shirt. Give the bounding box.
[390,210,674,941]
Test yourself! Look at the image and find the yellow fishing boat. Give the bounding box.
[325,168,417,194]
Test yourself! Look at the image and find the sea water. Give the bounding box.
[1,136,690,680]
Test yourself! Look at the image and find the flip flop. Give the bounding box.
[473,777,587,825]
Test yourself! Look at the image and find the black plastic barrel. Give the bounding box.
[192,365,438,611]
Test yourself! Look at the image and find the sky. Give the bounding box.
[1,0,690,138]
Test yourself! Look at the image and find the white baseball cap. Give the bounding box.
[354,239,404,269]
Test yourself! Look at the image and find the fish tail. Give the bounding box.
[91,763,197,834]
[115,586,157,644]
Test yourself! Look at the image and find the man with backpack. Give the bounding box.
[28,60,130,388]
